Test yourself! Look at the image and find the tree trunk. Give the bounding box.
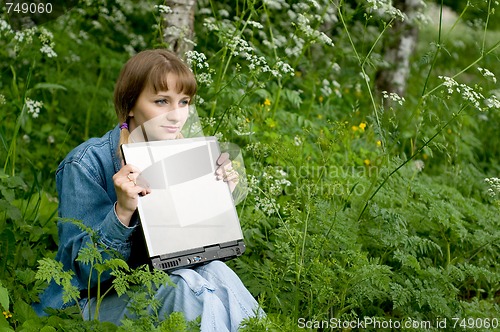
[375,0,424,97]
[162,0,196,59]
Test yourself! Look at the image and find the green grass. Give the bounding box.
[1,0,499,330]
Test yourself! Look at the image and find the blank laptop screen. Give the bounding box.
[121,137,243,257]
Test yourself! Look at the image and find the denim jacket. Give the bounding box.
[33,125,247,316]
[33,125,144,315]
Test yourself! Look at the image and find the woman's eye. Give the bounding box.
[179,100,190,106]
[155,99,168,105]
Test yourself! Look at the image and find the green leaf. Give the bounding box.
[13,300,38,323]
[32,83,67,91]
[0,285,9,310]
[0,313,15,331]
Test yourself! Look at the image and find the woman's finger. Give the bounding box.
[216,152,230,166]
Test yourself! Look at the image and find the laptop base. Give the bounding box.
[152,240,246,272]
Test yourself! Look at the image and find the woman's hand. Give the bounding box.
[215,152,239,193]
[113,164,150,226]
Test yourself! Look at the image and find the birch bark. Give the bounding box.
[162,0,196,58]
[375,0,425,97]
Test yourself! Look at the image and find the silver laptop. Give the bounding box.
[120,136,245,272]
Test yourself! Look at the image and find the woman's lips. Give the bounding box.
[162,125,179,133]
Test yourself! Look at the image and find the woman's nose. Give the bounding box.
[166,107,183,122]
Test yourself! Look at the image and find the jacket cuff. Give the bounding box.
[97,203,137,254]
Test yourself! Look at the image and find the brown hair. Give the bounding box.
[114,49,197,146]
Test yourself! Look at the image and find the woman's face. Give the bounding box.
[128,74,191,141]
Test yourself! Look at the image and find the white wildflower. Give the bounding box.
[155,4,172,14]
[91,20,102,30]
[65,52,81,63]
[195,95,205,105]
[25,98,43,118]
[382,91,405,105]
[276,168,288,178]
[478,67,497,84]
[320,79,333,97]
[0,94,5,105]
[255,195,278,215]
[0,19,13,34]
[203,17,219,32]
[14,31,25,43]
[214,132,224,141]
[295,13,333,46]
[246,142,263,154]
[459,84,483,111]
[185,50,209,70]
[123,44,136,57]
[79,30,89,40]
[439,75,459,94]
[246,20,264,29]
[485,177,500,197]
[413,160,425,172]
[272,60,294,78]
[218,9,230,17]
[202,117,217,128]
[367,0,406,21]
[360,72,371,83]
[263,0,290,10]
[306,0,320,9]
[234,119,254,136]
[484,95,500,110]
[40,44,57,58]
[197,72,213,85]
[38,27,54,44]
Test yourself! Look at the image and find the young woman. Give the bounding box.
[33,49,261,331]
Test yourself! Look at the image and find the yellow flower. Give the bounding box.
[359,122,367,131]
[364,159,371,166]
[376,140,382,147]
[295,71,302,77]
[3,311,12,319]
[318,95,324,103]
[317,114,323,119]
[264,98,271,106]
[352,125,359,132]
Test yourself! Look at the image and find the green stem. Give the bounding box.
[481,0,492,55]
[357,105,467,222]
[4,64,33,176]
[421,0,444,97]
[94,272,102,320]
[421,1,471,97]
[84,67,103,140]
[209,0,253,118]
[422,39,500,99]
[336,0,385,150]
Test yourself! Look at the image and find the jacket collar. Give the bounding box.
[110,125,123,174]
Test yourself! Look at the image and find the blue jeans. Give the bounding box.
[82,261,262,331]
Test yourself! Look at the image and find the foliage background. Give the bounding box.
[1,0,499,330]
